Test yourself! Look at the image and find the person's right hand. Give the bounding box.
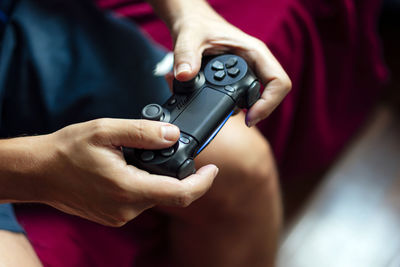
[26,119,218,226]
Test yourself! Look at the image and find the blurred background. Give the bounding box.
[277,1,400,266]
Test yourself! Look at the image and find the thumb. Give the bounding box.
[173,31,203,81]
[90,119,180,150]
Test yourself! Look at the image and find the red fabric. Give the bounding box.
[97,0,387,179]
[17,0,387,266]
[17,205,170,267]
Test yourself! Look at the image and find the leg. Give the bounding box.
[165,112,282,267]
[0,204,41,267]
[0,231,42,267]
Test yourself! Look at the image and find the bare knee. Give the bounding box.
[194,114,280,214]
[0,230,42,267]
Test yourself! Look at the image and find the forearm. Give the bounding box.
[0,136,50,203]
[145,0,223,32]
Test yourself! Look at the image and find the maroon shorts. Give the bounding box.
[16,0,387,266]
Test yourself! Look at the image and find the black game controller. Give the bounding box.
[123,54,261,179]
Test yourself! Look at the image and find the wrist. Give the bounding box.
[0,135,55,203]
[146,0,221,34]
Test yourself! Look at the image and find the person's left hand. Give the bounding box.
[149,0,291,127]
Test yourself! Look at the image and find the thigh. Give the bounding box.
[195,112,278,206]
[1,1,172,265]
[0,231,42,267]
[163,112,282,267]
[0,204,41,266]
[163,111,280,219]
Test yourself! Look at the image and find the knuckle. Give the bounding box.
[281,76,292,94]
[253,38,268,50]
[108,220,126,228]
[90,118,110,140]
[175,190,193,207]
[108,213,131,228]
[134,120,147,144]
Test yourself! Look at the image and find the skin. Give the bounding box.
[147,2,289,265]
[148,0,292,126]
[165,112,282,267]
[0,119,218,226]
[0,230,42,267]
[0,0,291,266]
[0,120,217,267]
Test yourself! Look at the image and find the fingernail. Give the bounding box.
[247,117,261,128]
[162,125,180,141]
[175,63,192,77]
[213,166,219,177]
[202,165,219,178]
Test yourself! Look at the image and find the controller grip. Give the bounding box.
[247,81,261,108]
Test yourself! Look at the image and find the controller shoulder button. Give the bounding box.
[140,151,155,162]
[227,67,240,77]
[211,60,224,70]
[225,57,238,68]
[214,70,226,81]
[161,147,175,157]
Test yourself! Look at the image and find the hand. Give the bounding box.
[1,119,218,227]
[148,0,291,127]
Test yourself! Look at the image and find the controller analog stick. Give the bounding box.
[174,74,205,94]
[142,104,164,121]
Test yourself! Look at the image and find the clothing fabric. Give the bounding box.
[0,0,24,237]
[1,0,171,265]
[0,203,24,233]
[3,0,388,266]
[97,0,388,180]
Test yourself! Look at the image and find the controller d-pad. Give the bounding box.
[212,60,224,70]
[227,67,240,77]
[225,57,238,68]
[214,70,226,80]
[204,54,248,86]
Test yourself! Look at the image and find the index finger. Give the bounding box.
[237,40,292,127]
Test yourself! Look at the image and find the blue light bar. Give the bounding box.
[196,109,235,155]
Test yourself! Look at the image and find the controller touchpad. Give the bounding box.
[173,88,235,144]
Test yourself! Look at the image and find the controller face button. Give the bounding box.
[140,151,155,162]
[161,147,175,157]
[227,67,240,77]
[214,70,226,81]
[125,54,258,179]
[142,104,163,121]
[177,159,196,179]
[179,136,190,144]
[225,57,238,68]
[224,85,235,93]
[212,60,224,70]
